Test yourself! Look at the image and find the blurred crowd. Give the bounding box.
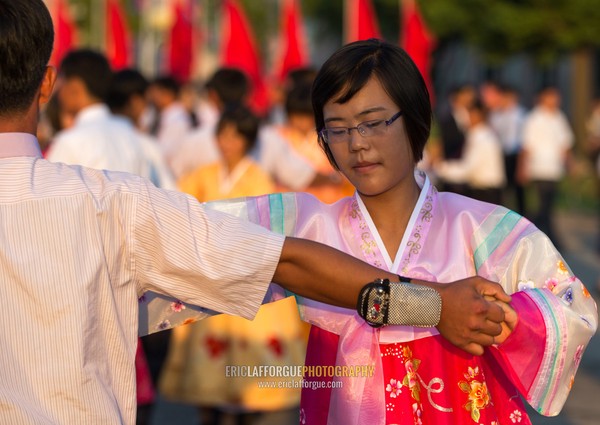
[38,48,600,425]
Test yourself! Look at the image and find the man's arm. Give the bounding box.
[274,237,511,356]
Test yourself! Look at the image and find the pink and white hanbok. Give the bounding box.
[141,171,597,425]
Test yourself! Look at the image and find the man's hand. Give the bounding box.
[486,298,518,345]
[419,277,511,356]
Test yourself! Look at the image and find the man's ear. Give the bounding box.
[38,66,57,106]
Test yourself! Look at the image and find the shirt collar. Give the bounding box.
[74,104,111,125]
[0,133,42,159]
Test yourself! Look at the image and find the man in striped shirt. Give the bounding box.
[0,1,510,424]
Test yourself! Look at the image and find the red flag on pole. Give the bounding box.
[220,0,269,114]
[400,0,436,102]
[274,0,310,82]
[167,0,197,83]
[50,0,78,67]
[106,0,131,70]
[345,0,382,43]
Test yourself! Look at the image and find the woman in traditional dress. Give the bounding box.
[162,105,307,425]
[150,40,597,424]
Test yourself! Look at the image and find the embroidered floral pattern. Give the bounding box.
[510,409,523,422]
[561,287,574,305]
[402,347,422,402]
[557,260,568,275]
[458,367,490,423]
[545,278,558,292]
[412,402,423,425]
[582,282,591,298]
[156,319,170,331]
[170,300,185,312]
[386,378,403,398]
[517,279,535,291]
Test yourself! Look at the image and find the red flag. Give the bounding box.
[345,0,382,43]
[274,0,310,82]
[50,0,78,67]
[106,0,132,70]
[400,0,436,102]
[220,0,269,114]
[167,0,197,83]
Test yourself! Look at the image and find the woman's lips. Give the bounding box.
[353,161,378,173]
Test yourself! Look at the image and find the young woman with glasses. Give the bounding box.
[148,39,596,424]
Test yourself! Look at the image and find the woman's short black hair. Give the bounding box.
[216,105,260,154]
[311,39,431,170]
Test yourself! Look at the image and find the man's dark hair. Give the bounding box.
[285,83,313,117]
[106,69,149,113]
[59,49,113,102]
[150,75,181,97]
[216,104,260,153]
[0,0,54,116]
[205,68,250,107]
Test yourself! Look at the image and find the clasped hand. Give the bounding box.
[420,277,518,356]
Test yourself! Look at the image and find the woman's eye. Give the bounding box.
[363,120,384,129]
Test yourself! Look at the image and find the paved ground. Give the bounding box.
[149,210,600,425]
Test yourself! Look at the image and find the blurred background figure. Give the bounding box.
[434,98,505,204]
[37,94,74,156]
[144,75,196,172]
[261,72,352,203]
[519,86,574,249]
[436,83,476,195]
[106,68,176,190]
[47,49,147,175]
[171,68,250,180]
[487,82,528,215]
[161,105,306,425]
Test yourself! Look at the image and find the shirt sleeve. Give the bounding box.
[134,180,285,335]
[481,221,598,416]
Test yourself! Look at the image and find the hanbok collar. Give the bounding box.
[218,156,253,195]
[353,171,432,272]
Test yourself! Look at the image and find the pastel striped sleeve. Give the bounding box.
[474,208,598,416]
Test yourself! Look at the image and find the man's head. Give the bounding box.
[205,68,250,111]
[0,0,55,125]
[106,69,150,125]
[147,76,181,112]
[57,49,113,116]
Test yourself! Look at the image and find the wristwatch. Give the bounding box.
[357,278,442,328]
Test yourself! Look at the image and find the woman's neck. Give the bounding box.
[359,177,421,258]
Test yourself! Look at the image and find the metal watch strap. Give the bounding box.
[357,278,442,328]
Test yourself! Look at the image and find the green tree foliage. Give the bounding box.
[419,0,600,64]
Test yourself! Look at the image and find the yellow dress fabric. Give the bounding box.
[161,158,308,411]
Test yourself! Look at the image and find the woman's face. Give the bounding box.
[217,123,247,166]
[323,76,415,198]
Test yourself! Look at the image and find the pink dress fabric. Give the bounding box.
[143,171,597,425]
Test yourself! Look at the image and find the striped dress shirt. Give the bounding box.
[0,133,284,424]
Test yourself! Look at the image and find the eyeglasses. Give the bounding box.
[319,111,403,145]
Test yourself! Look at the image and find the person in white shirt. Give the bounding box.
[106,68,176,190]
[46,49,148,176]
[145,75,196,171]
[519,86,574,247]
[0,2,515,423]
[488,83,527,215]
[435,99,506,204]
